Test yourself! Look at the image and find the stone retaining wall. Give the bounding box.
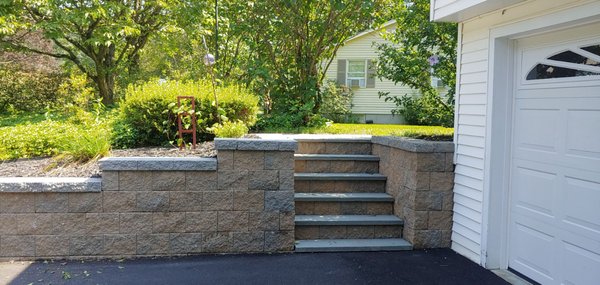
[372,136,454,249]
[0,139,296,260]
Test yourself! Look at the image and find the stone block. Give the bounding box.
[83,213,120,234]
[217,150,234,170]
[278,141,297,151]
[279,212,295,230]
[237,140,279,151]
[218,211,248,232]
[441,230,452,248]
[0,235,35,257]
[404,208,429,230]
[428,210,453,231]
[103,191,136,212]
[70,235,104,256]
[17,214,56,235]
[153,212,186,233]
[298,142,325,154]
[137,234,170,255]
[413,230,442,249]
[295,226,318,239]
[294,160,306,172]
[0,193,35,213]
[346,226,375,239]
[0,215,17,234]
[249,170,279,190]
[374,225,402,238]
[119,171,151,191]
[248,211,279,231]
[329,161,353,173]
[186,172,218,191]
[265,231,294,252]
[35,193,68,213]
[169,191,203,211]
[305,161,330,172]
[319,226,346,239]
[279,171,294,191]
[406,171,430,191]
[217,171,248,190]
[170,233,203,254]
[366,203,393,215]
[102,171,119,191]
[417,153,446,172]
[430,172,455,192]
[294,181,310,192]
[445,152,455,172]
[295,201,315,215]
[340,202,367,215]
[149,171,186,191]
[234,150,264,170]
[264,151,294,170]
[234,191,264,211]
[203,232,231,253]
[428,192,443,211]
[264,191,294,212]
[136,192,169,212]
[214,139,238,150]
[68,192,102,212]
[120,213,153,234]
[104,234,136,255]
[202,191,233,211]
[36,235,70,256]
[185,211,217,232]
[232,232,264,252]
[54,213,85,235]
[442,192,454,211]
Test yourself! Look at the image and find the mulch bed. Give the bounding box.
[0,142,216,178]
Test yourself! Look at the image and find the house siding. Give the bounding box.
[431,0,525,22]
[325,23,417,119]
[450,0,592,264]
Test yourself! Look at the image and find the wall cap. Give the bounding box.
[0,177,102,193]
[99,157,217,171]
[371,136,454,153]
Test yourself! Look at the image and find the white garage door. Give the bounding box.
[509,23,600,285]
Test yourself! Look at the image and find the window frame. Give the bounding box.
[346,59,367,88]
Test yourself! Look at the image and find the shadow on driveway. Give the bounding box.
[1,249,508,285]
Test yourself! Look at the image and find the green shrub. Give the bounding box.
[319,81,357,123]
[382,91,454,127]
[210,121,249,138]
[0,65,64,114]
[113,80,260,147]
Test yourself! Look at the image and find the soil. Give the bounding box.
[0,142,216,178]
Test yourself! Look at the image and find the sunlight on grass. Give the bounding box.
[261,123,454,140]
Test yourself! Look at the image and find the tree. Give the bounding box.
[0,0,179,104]
[376,0,457,127]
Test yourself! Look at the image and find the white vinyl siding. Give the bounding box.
[325,23,419,115]
[431,0,525,22]
[450,0,597,264]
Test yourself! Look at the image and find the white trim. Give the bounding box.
[480,2,600,269]
[453,22,463,162]
[345,20,396,43]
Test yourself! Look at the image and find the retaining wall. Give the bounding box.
[0,139,296,260]
[372,136,454,248]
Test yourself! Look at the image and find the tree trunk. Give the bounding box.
[95,74,115,105]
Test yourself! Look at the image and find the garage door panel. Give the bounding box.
[513,106,560,153]
[512,163,557,219]
[566,107,600,160]
[562,176,600,237]
[560,235,600,285]
[510,220,556,284]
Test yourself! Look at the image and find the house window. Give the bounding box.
[347,60,367,88]
[526,43,600,80]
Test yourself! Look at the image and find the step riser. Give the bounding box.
[295,180,386,193]
[296,201,393,215]
[297,142,372,155]
[296,225,402,240]
[295,160,379,173]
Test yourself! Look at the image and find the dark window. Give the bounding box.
[526,44,600,80]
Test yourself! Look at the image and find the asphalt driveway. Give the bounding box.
[0,249,508,285]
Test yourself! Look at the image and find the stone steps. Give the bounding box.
[293,137,412,252]
[295,238,413,252]
[294,154,379,173]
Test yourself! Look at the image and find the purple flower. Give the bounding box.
[203,54,216,66]
[428,55,439,66]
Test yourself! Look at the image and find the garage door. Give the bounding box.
[509,23,600,285]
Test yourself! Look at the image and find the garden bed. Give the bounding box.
[0,142,215,178]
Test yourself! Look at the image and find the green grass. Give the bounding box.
[261,123,454,140]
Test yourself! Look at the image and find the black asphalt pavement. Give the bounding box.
[1,249,508,285]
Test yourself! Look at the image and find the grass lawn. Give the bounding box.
[261,123,454,140]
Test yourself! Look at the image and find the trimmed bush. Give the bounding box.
[210,121,249,138]
[113,80,259,147]
[0,65,64,113]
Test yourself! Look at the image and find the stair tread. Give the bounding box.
[295,215,403,226]
[294,154,379,161]
[295,238,412,252]
[295,173,386,181]
[295,193,393,202]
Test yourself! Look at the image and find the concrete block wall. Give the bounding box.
[372,136,454,249]
[0,139,296,260]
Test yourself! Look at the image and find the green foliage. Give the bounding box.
[376,0,457,127]
[113,80,259,148]
[319,80,356,123]
[0,65,63,113]
[0,110,112,161]
[210,121,249,138]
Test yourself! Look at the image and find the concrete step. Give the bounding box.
[295,215,403,226]
[295,173,386,181]
[296,225,402,240]
[295,180,386,193]
[295,193,393,202]
[297,139,372,155]
[294,155,379,173]
[295,238,413,252]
